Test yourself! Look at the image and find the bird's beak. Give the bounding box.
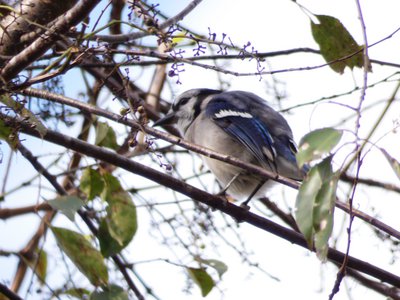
[153,112,177,127]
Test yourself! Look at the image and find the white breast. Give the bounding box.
[184,112,274,199]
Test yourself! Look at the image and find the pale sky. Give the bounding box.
[1,1,400,299]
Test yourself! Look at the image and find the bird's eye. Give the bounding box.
[288,139,298,154]
[178,97,190,106]
[172,97,190,111]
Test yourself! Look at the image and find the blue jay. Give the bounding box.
[154,88,307,206]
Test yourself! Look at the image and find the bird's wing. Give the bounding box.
[205,97,277,169]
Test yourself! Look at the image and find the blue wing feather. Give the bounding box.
[206,98,277,169]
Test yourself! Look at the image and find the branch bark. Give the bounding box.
[6,114,400,288]
[18,87,400,241]
[0,0,77,58]
[0,0,100,83]
[92,0,204,43]
[0,282,23,300]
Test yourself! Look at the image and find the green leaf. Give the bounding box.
[35,249,47,284]
[25,249,47,285]
[172,36,186,45]
[95,122,118,150]
[51,227,108,286]
[90,285,129,300]
[295,156,337,258]
[297,128,342,167]
[60,288,90,299]
[295,163,324,246]
[80,168,105,200]
[0,95,47,138]
[380,148,400,181]
[100,173,137,254]
[187,267,215,297]
[313,175,338,260]
[0,118,11,140]
[95,122,109,145]
[47,196,85,221]
[196,258,228,279]
[61,288,91,299]
[311,14,371,74]
[0,118,19,149]
[98,218,124,257]
[101,172,123,197]
[105,192,137,246]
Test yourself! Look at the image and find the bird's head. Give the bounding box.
[153,88,221,135]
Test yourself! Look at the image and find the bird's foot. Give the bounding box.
[239,201,251,211]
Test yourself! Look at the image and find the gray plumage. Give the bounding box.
[154,88,306,199]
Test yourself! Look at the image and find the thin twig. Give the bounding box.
[15,143,145,300]
[92,0,203,43]
[329,2,371,298]
[340,173,400,194]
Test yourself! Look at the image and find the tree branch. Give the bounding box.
[15,143,145,300]
[92,0,203,43]
[0,0,78,58]
[0,0,101,83]
[7,114,400,288]
[259,195,400,299]
[340,172,400,194]
[0,202,52,219]
[0,282,23,300]
[18,87,400,241]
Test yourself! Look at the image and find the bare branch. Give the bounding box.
[18,87,400,241]
[0,0,78,57]
[0,0,101,83]
[15,143,145,300]
[340,173,400,194]
[5,113,400,287]
[0,283,23,300]
[93,0,204,43]
[0,202,52,219]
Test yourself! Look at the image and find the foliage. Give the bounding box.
[0,1,399,300]
[310,14,368,74]
[51,226,109,287]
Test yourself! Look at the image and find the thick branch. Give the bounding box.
[0,0,78,57]
[0,202,52,219]
[19,88,400,241]
[20,87,299,188]
[0,283,23,300]
[8,116,400,287]
[0,0,101,83]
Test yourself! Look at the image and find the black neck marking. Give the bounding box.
[192,89,222,121]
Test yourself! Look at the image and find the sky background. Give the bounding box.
[1,0,400,299]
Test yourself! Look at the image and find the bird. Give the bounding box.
[153,88,307,207]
